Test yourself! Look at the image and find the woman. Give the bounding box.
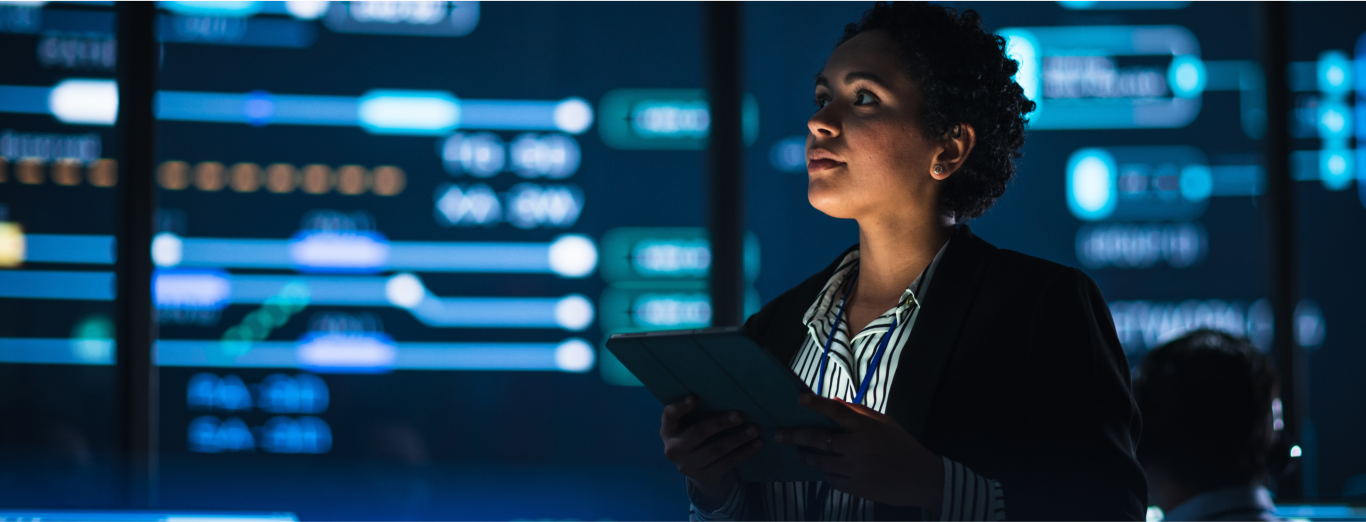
[658,2,1146,520]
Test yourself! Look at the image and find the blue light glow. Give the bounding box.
[188,373,253,411]
[1066,148,1118,221]
[597,89,760,149]
[997,25,1203,130]
[0,338,114,365]
[1076,222,1206,270]
[998,29,1040,118]
[461,98,594,134]
[633,293,712,328]
[156,339,595,371]
[1057,1,1191,9]
[146,271,595,330]
[1109,298,1273,355]
[632,238,711,278]
[1208,165,1265,197]
[258,416,332,453]
[0,510,297,522]
[1168,55,1207,98]
[1317,50,1353,96]
[288,231,390,273]
[1317,101,1352,139]
[1320,149,1354,191]
[191,414,330,454]
[142,234,596,275]
[158,13,320,48]
[1275,505,1366,519]
[0,270,115,300]
[769,135,807,172]
[323,1,479,38]
[155,269,232,309]
[0,85,52,115]
[24,234,115,264]
[160,1,263,17]
[1179,164,1213,201]
[357,89,460,135]
[1,83,595,133]
[296,332,398,373]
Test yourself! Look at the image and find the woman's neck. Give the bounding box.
[853,213,955,306]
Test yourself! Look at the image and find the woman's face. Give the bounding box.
[806,30,943,222]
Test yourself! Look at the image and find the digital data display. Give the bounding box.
[0,0,1363,517]
[0,0,123,509]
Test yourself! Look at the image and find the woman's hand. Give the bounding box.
[660,395,764,508]
[776,393,943,508]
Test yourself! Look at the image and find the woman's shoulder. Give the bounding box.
[984,248,1103,299]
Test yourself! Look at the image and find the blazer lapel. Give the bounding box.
[883,225,997,440]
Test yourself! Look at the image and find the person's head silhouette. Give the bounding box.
[1135,329,1286,521]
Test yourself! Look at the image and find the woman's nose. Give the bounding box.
[807,109,840,138]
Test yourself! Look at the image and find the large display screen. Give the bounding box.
[146,1,716,519]
[0,0,123,508]
[1,0,1363,516]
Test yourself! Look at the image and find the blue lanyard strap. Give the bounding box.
[806,267,919,520]
[814,267,902,406]
[814,268,858,398]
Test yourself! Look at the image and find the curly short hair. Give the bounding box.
[839,2,1035,221]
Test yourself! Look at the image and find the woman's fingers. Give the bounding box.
[695,423,762,465]
[677,410,744,450]
[659,395,697,437]
[698,435,765,480]
[796,447,851,476]
[799,393,867,429]
[663,411,745,469]
[775,428,844,453]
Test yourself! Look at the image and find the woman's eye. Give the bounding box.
[813,96,829,110]
[854,92,876,105]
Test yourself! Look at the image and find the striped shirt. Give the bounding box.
[689,242,1005,521]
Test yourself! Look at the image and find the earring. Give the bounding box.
[933,164,944,175]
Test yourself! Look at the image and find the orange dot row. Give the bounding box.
[0,157,118,187]
[157,161,406,196]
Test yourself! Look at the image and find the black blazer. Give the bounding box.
[741,225,1147,521]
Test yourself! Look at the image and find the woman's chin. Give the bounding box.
[807,189,857,220]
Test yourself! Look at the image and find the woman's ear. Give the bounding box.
[930,123,976,181]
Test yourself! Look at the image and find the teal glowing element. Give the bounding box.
[1317,50,1352,96]
[357,90,460,135]
[1316,101,1351,139]
[1067,148,1118,221]
[597,89,759,150]
[71,314,115,364]
[1179,165,1213,202]
[631,239,711,278]
[161,1,262,17]
[1320,150,1354,191]
[1067,146,1215,221]
[996,25,1202,130]
[599,227,759,283]
[1168,55,1206,98]
[1057,1,1190,9]
[632,293,713,329]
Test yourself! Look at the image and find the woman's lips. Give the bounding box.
[807,158,845,171]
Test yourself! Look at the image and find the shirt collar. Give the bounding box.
[801,239,952,329]
[1162,485,1277,522]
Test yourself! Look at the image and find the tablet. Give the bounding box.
[606,327,840,483]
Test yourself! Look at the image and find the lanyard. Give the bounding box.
[806,266,916,520]
[813,268,899,406]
